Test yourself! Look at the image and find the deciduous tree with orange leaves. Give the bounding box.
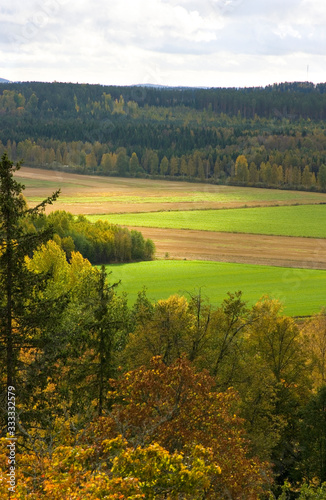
[0,357,271,499]
[104,356,271,499]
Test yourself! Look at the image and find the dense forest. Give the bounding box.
[1,81,326,191]
[1,150,326,497]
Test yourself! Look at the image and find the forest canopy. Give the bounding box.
[1,81,326,191]
[28,210,156,264]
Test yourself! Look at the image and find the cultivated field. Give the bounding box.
[106,260,326,316]
[87,205,326,238]
[16,167,326,268]
[16,167,326,214]
[87,205,326,269]
[122,227,326,269]
[16,167,326,315]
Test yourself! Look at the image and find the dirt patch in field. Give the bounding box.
[128,227,326,270]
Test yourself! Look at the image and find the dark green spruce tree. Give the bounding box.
[64,265,129,418]
[0,152,60,430]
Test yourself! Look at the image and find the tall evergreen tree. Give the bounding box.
[0,152,59,426]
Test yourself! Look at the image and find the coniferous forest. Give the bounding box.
[0,81,326,191]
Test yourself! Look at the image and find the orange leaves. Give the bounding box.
[0,358,272,498]
[105,356,271,498]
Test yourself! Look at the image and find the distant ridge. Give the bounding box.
[0,78,11,83]
[134,83,209,90]
[134,83,167,88]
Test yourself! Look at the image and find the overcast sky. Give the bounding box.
[1,0,326,88]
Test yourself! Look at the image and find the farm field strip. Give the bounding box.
[88,204,326,238]
[25,192,326,205]
[106,260,326,316]
[127,227,326,269]
[16,167,326,215]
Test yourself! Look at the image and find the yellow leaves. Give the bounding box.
[44,382,56,394]
[25,239,99,304]
[104,357,270,497]
[110,441,219,498]
[18,346,40,364]
[126,295,196,368]
[0,400,267,499]
[251,295,284,318]
[27,239,67,275]
[102,435,127,455]
[301,308,326,389]
[69,250,93,273]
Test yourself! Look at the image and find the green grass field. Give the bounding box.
[89,204,326,238]
[26,193,325,204]
[105,260,326,316]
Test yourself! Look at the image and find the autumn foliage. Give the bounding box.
[105,356,271,498]
[1,153,325,497]
[0,358,270,499]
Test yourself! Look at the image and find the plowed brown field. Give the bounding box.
[128,227,326,269]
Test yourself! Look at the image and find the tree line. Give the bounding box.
[2,80,326,119]
[1,134,326,192]
[1,82,326,191]
[1,155,326,498]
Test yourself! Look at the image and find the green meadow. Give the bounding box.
[89,204,326,238]
[105,260,326,316]
[30,192,326,204]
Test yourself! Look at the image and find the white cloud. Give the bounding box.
[274,25,302,40]
[1,0,326,87]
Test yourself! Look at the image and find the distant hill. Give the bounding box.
[134,83,168,89]
[0,78,11,83]
[134,83,209,90]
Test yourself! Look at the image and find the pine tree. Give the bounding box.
[0,152,60,422]
[319,164,326,191]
